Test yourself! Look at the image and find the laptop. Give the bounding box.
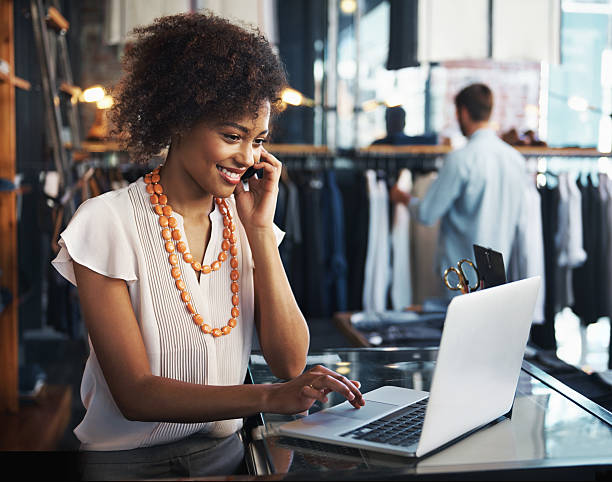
[278,277,541,458]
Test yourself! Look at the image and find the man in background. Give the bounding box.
[372,106,437,146]
[391,83,527,293]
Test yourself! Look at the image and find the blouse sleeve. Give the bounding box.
[51,196,138,286]
[273,223,285,247]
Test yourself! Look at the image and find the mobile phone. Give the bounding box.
[241,166,263,180]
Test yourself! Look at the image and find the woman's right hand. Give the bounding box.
[265,365,365,414]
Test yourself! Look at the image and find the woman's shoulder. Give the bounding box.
[76,178,144,216]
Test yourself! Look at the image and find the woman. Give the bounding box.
[52,12,363,480]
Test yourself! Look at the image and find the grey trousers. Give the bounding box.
[78,432,245,481]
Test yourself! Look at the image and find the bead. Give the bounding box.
[146,170,241,339]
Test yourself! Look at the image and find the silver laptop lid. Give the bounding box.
[416,276,541,457]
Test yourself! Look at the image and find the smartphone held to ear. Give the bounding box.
[241,166,263,181]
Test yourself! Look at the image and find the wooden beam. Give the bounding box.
[0,0,18,414]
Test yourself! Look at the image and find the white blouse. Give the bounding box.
[52,178,283,451]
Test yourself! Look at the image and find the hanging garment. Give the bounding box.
[509,173,545,324]
[410,172,443,305]
[282,178,303,298]
[321,170,348,313]
[362,170,379,312]
[555,172,587,310]
[372,175,391,312]
[391,168,413,310]
[531,185,560,350]
[606,175,612,368]
[336,169,369,311]
[295,170,329,318]
[362,170,391,312]
[572,177,606,325]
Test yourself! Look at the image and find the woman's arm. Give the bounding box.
[234,147,309,380]
[250,227,309,380]
[74,262,362,423]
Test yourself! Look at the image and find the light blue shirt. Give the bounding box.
[414,128,527,281]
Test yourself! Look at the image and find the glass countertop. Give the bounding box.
[246,348,612,478]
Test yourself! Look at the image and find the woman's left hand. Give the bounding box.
[233,147,281,232]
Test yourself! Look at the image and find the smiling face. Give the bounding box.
[167,102,271,199]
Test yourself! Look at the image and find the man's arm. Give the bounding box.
[414,155,467,226]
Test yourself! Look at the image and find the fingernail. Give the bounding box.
[349,393,355,400]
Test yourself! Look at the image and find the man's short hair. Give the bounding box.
[385,106,406,133]
[454,83,493,122]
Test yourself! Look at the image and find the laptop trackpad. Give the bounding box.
[326,399,398,420]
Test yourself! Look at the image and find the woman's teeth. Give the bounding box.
[218,166,241,180]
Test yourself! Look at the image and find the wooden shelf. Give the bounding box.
[0,384,72,450]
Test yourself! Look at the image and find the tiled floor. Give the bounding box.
[555,308,610,374]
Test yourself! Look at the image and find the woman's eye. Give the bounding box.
[223,134,240,142]
[253,138,267,146]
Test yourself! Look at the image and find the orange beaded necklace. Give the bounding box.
[144,166,240,337]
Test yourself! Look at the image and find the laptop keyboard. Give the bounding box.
[339,398,428,448]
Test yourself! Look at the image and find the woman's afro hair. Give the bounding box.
[110,11,288,163]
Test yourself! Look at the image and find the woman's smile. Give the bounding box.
[216,165,246,185]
